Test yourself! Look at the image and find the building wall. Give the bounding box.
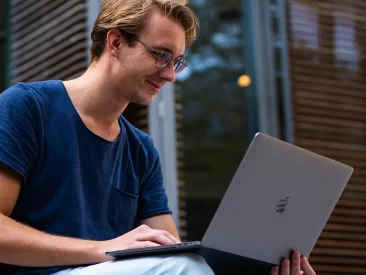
[9,0,89,83]
[288,0,366,273]
[0,0,9,91]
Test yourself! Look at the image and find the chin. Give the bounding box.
[133,95,156,106]
[129,89,158,105]
[145,97,157,105]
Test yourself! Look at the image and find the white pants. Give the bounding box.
[53,253,214,275]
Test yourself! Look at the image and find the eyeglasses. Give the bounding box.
[134,38,187,74]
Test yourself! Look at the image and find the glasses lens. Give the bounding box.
[156,52,172,68]
[174,59,187,73]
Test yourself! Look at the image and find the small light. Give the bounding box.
[237,75,251,87]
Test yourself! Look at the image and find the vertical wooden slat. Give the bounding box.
[9,0,88,83]
[175,85,187,239]
[287,0,366,274]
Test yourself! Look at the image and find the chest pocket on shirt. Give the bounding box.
[112,178,139,234]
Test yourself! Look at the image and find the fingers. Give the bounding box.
[281,259,290,275]
[157,229,180,244]
[270,265,280,275]
[134,224,180,245]
[272,253,314,275]
[167,234,180,244]
[138,231,175,245]
[301,256,316,275]
[128,241,161,249]
[290,252,301,275]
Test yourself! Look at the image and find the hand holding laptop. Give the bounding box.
[270,252,315,275]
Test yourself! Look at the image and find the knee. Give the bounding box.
[163,253,214,275]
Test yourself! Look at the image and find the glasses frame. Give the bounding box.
[133,37,187,74]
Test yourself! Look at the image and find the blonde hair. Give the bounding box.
[90,0,199,61]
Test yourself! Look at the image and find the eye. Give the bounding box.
[156,51,168,58]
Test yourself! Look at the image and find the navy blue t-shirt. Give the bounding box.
[0,80,171,274]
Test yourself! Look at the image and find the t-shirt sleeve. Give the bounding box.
[0,84,39,183]
[137,142,172,220]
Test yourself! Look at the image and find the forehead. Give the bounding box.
[139,9,186,55]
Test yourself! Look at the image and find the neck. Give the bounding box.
[64,61,129,127]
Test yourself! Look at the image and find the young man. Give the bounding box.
[0,0,316,274]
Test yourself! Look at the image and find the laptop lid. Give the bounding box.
[201,133,353,265]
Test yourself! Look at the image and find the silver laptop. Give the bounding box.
[106,133,353,266]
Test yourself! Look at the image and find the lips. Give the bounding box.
[147,80,163,90]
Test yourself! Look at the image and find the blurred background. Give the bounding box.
[1,0,366,274]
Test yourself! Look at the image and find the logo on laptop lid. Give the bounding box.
[276,196,289,213]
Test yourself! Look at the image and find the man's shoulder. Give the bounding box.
[1,80,63,103]
[4,80,62,91]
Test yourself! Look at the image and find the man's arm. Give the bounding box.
[0,164,104,267]
[139,214,181,241]
[0,164,179,267]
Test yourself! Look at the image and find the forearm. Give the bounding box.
[0,214,104,267]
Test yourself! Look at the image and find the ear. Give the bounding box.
[106,29,123,58]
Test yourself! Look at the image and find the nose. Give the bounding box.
[159,62,176,82]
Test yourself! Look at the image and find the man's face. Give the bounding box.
[117,9,186,105]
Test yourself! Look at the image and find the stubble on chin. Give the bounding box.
[127,90,156,106]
